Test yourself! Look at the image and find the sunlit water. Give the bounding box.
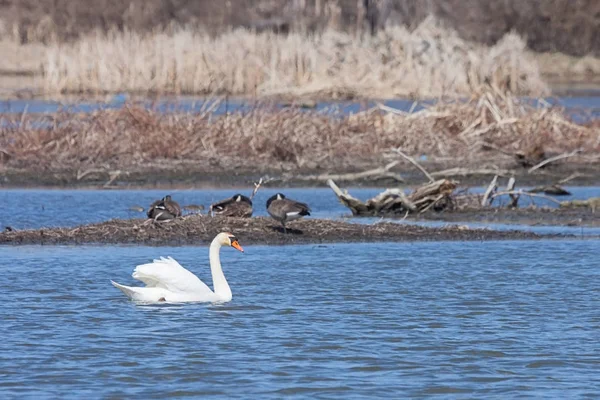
[1,240,599,398]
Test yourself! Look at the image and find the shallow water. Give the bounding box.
[0,187,598,231]
[1,95,600,121]
[1,240,599,398]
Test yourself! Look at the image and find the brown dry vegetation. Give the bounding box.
[0,1,598,98]
[40,20,547,98]
[1,93,598,178]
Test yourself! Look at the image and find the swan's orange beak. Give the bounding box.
[231,240,244,253]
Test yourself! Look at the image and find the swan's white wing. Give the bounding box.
[132,256,213,295]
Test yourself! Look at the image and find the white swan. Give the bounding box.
[111,232,244,303]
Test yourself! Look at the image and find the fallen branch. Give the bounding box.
[419,194,445,214]
[327,179,370,215]
[328,178,457,216]
[76,168,106,180]
[481,175,498,207]
[431,167,514,178]
[104,170,122,187]
[390,147,434,182]
[279,161,404,183]
[490,190,562,205]
[506,177,519,208]
[249,177,266,200]
[558,173,584,185]
[528,149,582,173]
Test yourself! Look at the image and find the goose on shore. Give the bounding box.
[266,193,311,232]
[111,232,244,303]
[210,194,253,218]
[147,195,182,220]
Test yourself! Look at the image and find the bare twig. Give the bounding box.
[419,194,444,214]
[528,149,582,173]
[431,167,514,178]
[279,161,404,183]
[506,177,519,207]
[104,170,122,187]
[490,190,562,205]
[481,175,498,207]
[390,147,434,182]
[557,173,583,185]
[249,177,265,200]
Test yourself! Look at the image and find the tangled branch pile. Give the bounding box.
[0,92,597,173]
[329,178,458,216]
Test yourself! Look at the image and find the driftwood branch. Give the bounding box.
[279,161,404,183]
[430,167,514,178]
[328,178,457,216]
[506,177,519,207]
[249,177,265,200]
[490,190,562,205]
[528,149,582,173]
[481,175,498,207]
[327,179,370,215]
[390,147,434,182]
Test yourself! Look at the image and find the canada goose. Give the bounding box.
[266,193,311,232]
[111,232,244,303]
[147,195,182,221]
[210,194,253,218]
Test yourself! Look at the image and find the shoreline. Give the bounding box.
[0,215,569,246]
[1,162,599,189]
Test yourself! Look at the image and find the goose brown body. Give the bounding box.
[147,195,182,220]
[266,193,311,231]
[210,194,253,218]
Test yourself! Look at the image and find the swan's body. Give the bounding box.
[111,232,243,303]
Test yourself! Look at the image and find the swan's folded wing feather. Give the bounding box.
[132,256,213,294]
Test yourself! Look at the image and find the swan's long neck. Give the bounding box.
[209,239,232,301]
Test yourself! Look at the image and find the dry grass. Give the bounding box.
[41,18,547,98]
[1,92,597,174]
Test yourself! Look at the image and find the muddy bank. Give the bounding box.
[1,162,599,189]
[408,207,600,228]
[0,215,556,246]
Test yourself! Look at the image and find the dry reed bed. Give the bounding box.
[0,215,544,246]
[42,18,547,98]
[1,93,598,173]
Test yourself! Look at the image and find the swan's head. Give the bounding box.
[219,232,244,252]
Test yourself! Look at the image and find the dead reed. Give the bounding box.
[42,18,547,98]
[0,92,597,174]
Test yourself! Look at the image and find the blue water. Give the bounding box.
[1,240,599,398]
[1,96,599,121]
[0,187,598,232]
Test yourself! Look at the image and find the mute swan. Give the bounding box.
[111,232,243,303]
[266,193,311,232]
[147,195,182,220]
[210,194,253,217]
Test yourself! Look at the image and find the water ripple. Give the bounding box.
[0,240,598,398]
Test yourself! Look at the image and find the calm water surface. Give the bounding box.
[1,240,599,398]
[1,96,600,121]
